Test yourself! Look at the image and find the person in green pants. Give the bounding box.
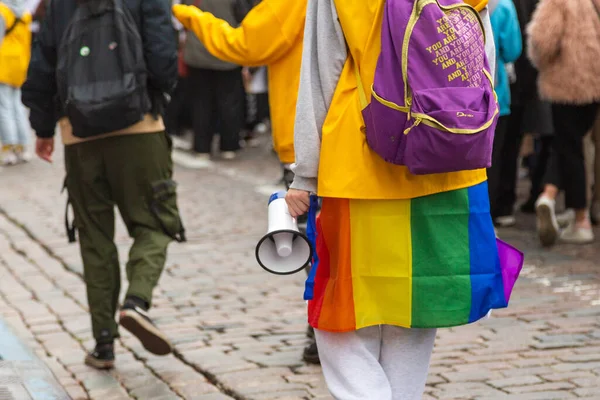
[21,0,182,369]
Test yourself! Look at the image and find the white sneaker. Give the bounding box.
[1,151,18,166]
[560,223,594,244]
[193,153,211,161]
[16,150,33,163]
[494,215,516,227]
[535,196,560,247]
[556,209,576,229]
[221,151,237,160]
[172,136,193,151]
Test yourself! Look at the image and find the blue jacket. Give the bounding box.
[490,0,522,116]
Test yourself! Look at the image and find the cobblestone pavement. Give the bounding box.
[0,135,598,400]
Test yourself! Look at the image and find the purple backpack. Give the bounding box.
[357,0,499,175]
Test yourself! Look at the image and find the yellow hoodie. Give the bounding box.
[303,0,491,199]
[173,0,307,164]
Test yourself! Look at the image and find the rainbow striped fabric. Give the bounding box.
[306,181,523,331]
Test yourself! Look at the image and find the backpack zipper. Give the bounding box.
[403,117,422,135]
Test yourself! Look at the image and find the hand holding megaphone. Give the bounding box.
[255,191,313,275]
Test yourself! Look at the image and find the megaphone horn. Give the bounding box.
[255,191,313,275]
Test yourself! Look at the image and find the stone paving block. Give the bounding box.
[574,387,600,397]
[63,384,88,400]
[504,391,576,399]
[193,394,235,400]
[552,362,600,372]
[506,382,576,393]
[129,382,179,399]
[488,375,543,388]
[441,370,502,382]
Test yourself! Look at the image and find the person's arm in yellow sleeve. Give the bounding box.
[172,0,306,67]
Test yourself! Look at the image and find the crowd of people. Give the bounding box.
[0,0,598,398]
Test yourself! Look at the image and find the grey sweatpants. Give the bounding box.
[316,325,437,400]
[0,84,30,146]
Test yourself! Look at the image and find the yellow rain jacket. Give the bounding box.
[315,0,490,199]
[172,0,307,164]
[0,3,31,88]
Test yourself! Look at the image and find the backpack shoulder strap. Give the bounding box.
[5,17,22,35]
[1,3,21,35]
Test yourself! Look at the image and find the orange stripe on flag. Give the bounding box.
[316,198,356,331]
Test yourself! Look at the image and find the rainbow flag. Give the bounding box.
[306,182,523,331]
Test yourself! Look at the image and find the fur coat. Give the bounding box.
[527,0,600,104]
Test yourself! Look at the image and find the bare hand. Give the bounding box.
[36,137,54,163]
[285,189,310,218]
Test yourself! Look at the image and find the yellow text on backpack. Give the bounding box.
[0,3,32,88]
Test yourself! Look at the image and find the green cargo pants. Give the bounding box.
[64,132,183,343]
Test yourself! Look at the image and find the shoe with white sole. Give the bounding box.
[535,196,560,247]
[494,215,516,227]
[119,298,172,356]
[560,223,594,244]
[1,148,18,166]
[221,151,237,160]
[556,209,576,229]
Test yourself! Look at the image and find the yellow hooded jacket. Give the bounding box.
[0,3,31,88]
[314,0,490,199]
[173,0,307,164]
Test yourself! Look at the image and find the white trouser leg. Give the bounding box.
[380,326,437,400]
[13,88,30,146]
[315,325,437,400]
[0,84,18,145]
[315,326,392,400]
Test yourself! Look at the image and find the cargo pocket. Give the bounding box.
[150,179,186,242]
[61,177,77,243]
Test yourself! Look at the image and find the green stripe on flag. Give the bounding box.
[410,188,472,328]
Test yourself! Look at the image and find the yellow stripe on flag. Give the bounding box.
[349,199,413,328]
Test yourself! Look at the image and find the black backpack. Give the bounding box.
[56,0,150,138]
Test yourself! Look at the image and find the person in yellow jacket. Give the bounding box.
[172,0,305,184]
[172,0,323,365]
[284,0,499,398]
[0,0,32,165]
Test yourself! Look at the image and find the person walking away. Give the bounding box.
[501,0,554,217]
[172,0,320,363]
[22,0,183,369]
[183,0,249,161]
[487,0,522,226]
[285,0,523,398]
[528,0,600,245]
[242,66,269,147]
[173,0,303,193]
[0,0,32,165]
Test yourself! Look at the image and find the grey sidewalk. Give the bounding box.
[0,138,598,399]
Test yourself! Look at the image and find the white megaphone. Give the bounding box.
[255,191,313,275]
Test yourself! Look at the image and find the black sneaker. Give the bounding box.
[302,338,320,365]
[85,343,115,370]
[119,297,172,356]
